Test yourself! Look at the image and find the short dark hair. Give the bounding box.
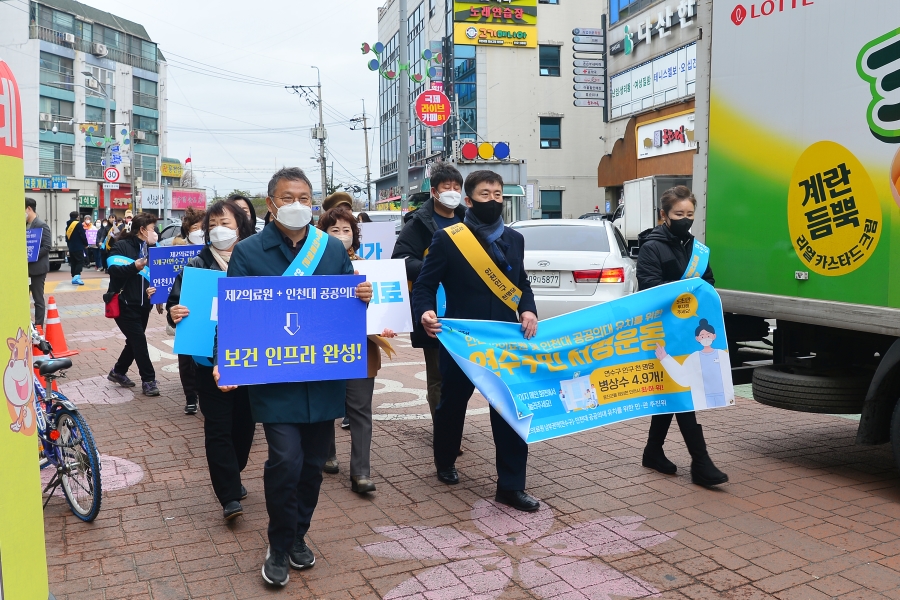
[180,206,206,239]
[267,167,313,199]
[70,211,79,220]
[357,212,371,223]
[227,193,257,224]
[203,200,255,244]
[430,162,463,193]
[660,185,696,217]
[463,170,504,200]
[317,206,360,251]
[25,198,37,211]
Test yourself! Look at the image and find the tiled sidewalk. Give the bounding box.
[41,283,900,599]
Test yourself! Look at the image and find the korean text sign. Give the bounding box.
[25,228,42,262]
[358,221,397,261]
[351,259,414,335]
[414,90,452,127]
[217,275,367,385]
[437,279,734,443]
[149,245,203,305]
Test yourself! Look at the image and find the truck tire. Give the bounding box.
[49,263,61,272]
[752,366,869,414]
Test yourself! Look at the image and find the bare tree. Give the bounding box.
[180,170,200,188]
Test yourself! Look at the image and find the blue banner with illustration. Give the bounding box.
[216,275,367,386]
[436,279,735,443]
[149,245,203,305]
[25,228,42,262]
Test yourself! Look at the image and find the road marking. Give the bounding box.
[45,277,109,293]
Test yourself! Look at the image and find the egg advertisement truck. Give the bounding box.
[695,1,900,465]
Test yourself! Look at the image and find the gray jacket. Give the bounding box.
[27,216,51,277]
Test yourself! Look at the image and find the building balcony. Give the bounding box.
[133,91,158,110]
[86,83,116,100]
[39,67,74,90]
[40,118,75,134]
[30,25,159,74]
[39,159,74,177]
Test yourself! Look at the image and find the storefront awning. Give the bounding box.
[503,185,525,197]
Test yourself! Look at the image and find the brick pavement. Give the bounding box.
[38,270,900,599]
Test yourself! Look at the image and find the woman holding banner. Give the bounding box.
[635,185,728,487]
[317,205,396,494]
[166,200,257,520]
[105,212,161,397]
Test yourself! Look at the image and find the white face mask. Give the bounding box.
[699,337,714,347]
[335,234,353,250]
[209,226,238,250]
[437,190,462,209]
[187,229,206,245]
[274,201,312,230]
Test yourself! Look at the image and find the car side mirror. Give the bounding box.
[629,246,640,259]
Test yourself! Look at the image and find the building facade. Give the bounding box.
[0,0,167,226]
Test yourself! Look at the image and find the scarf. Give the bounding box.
[209,247,232,272]
[463,209,511,273]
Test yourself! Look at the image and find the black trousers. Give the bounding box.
[647,411,700,448]
[196,366,255,506]
[434,346,528,491]
[69,252,84,277]
[263,421,332,554]
[178,354,198,399]
[30,273,46,326]
[113,302,155,382]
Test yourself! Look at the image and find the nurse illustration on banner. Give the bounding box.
[654,318,734,410]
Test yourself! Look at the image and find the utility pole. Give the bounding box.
[398,0,409,214]
[313,66,327,201]
[350,99,374,210]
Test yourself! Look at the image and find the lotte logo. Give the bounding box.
[731,4,747,25]
[731,0,815,25]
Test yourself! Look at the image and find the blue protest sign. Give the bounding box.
[437,279,734,443]
[26,228,43,263]
[358,222,396,261]
[173,267,225,358]
[149,245,203,304]
[217,275,367,386]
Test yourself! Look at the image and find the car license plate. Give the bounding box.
[528,271,560,287]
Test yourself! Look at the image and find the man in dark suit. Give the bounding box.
[412,170,540,512]
[26,198,52,326]
[214,167,373,588]
[65,210,88,286]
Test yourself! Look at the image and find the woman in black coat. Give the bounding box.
[167,200,257,521]
[635,185,728,487]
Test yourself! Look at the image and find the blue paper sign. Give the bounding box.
[173,267,226,358]
[217,275,368,386]
[149,245,203,305]
[26,229,43,263]
[437,279,734,443]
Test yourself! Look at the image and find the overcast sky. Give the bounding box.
[85,0,383,199]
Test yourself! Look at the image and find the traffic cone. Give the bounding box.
[44,296,78,358]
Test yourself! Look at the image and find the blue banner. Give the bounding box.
[437,279,734,443]
[216,275,368,385]
[26,228,42,263]
[173,267,226,358]
[107,255,151,282]
[283,226,328,277]
[149,245,203,305]
[682,240,710,280]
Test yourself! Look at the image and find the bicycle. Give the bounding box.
[31,326,102,522]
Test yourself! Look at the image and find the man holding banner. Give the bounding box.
[413,170,540,512]
[25,198,51,327]
[214,167,373,588]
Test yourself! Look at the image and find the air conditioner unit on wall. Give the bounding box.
[64,33,75,44]
[132,130,146,141]
[86,78,99,90]
[39,113,53,122]
[92,43,108,57]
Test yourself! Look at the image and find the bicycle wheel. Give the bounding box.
[55,407,102,521]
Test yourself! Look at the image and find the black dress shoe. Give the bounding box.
[495,490,540,512]
[436,466,459,485]
[240,485,248,500]
[223,500,243,520]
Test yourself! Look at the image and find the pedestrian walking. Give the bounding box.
[212,167,373,587]
[96,218,112,272]
[318,205,396,494]
[104,212,162,397]
[167,200,256,519]
[65,211,88,286]
[393,162,466,421]
[412,170,540,512]
[25,198,51,327]
[82,215,96,268]
[636,185,728,487]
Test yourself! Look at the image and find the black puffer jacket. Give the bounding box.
[106,236,152,308]
[165,247,220,328]
[392,198,466,348]
[636,224,714,291]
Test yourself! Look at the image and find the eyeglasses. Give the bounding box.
[275,196,311,205]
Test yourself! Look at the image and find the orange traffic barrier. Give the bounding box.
[44,296,78,358]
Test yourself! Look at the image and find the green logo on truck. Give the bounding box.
[857,27,900,143]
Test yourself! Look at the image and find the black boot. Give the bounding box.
[681,421,728,487]
[642,415,677,475]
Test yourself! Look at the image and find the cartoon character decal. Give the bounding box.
[4,327,35,435]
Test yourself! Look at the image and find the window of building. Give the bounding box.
[133,77,158,109]
[429,0,435,18]
[539,45,560,76]
[85,66,115,99]
[84,105,116,124]
[39,51,73,89]
[539,117,561,149]
[610,0,661,24]
[39,97,74,132]
[133,115,159,146]
[75,20,92,42]
[136,154,158,184]
[39,142,74,176]
[540,191,563,219]
[455,44,477,141]
[85,146,103,179]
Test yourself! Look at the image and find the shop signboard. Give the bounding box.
[574,83,605,92]
[572,19,607,115]
[24,176,51,190]
[455,22,536,48]
[609,42,696,120]
[636,110,697,160]
[414,90,452,127]
[574,75,605,84]
[609,0,697,56]
[51,175,68,190]
[453,0,537,26]
[141,188,164,209]
[160,160,183,179]
[574,59,605,69]
[78,195,98,208]
[172,189,207,210]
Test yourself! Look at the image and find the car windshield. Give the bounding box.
[517,224,610,252]
[368,214,399,222]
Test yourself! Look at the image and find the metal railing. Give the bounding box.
[29,25,159,73]
[40,118,75,134]
[85,82,116,100]
[39,67,73,90]
[133,130,159,146]
[133,91,158,110]
[85,163,102,179]
[39,159,74,177]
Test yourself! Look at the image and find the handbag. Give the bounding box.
[104,293,121,318]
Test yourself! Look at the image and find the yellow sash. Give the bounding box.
[444,223,521,312]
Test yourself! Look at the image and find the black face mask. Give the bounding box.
[468,199,504,224]
[667,217,694,239]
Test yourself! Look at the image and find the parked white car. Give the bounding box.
[510,219,638,319]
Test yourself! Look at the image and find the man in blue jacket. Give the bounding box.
[214,167,372,588]
[412,170,540,512]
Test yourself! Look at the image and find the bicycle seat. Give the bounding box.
[33,358,72,375]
